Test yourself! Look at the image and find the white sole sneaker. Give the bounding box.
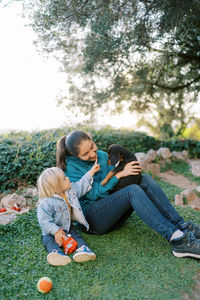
[73,252,96,263]
[47,252,72,266]
[172,250,200,258]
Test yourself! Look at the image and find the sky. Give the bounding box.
[0,1,199,133]
[0,0,140,132]
[0,1,69,131]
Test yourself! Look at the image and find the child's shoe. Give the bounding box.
[47,250,71,266]
[73,245,96,263]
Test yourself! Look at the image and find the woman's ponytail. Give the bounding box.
[56,136,70,170]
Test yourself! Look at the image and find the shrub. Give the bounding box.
[0,127,199,193]
[0,138,56,192]
[161,139,200,158]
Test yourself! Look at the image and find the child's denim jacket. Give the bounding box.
[37,172,92,236]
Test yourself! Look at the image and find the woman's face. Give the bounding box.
[78,139,97,161]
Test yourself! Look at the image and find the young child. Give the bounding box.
[37,160,100,266]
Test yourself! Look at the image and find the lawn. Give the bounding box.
[0,179,200,300]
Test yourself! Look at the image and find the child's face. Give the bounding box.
[60,176,71,193]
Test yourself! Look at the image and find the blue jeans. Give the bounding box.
[42,224,88,254]
[84,174,185,241]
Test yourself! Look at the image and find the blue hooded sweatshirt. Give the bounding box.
[64,150,119,213]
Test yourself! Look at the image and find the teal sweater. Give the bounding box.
[65,150,119,212]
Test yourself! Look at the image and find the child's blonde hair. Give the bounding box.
[37,167,65,199]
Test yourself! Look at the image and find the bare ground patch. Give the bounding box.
[158,170,198,189]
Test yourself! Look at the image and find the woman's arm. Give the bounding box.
[84,176,119,200]
[69,165,119,200]
[66,153,119,201]
[81,160,142,200]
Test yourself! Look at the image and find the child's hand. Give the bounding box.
[89,159,100,177]
[54,228,66,246]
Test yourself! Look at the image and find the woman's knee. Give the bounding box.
[140,173,153,184]
[121,184,141,194]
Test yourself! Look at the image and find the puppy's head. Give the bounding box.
[108,144,124,165]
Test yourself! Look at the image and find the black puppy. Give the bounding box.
[101,144,142,192]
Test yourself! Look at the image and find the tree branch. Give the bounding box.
[141,75,200,92]
[149,46,200,63]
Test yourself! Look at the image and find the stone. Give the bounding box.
[0,207,31,225]
[189,159,200,177]
[135,152,151,170]
[16,207,30,215]
[181,189,196,203]
[196,186,200,193]
[181,189,200,210]
[1,193,27,209]
[147,149,157,161]
[22,187,38,198]
[188,200,200,210]
[0,213,17,225]
[157,147,172,159]
[182,150,188,159]
[175,194,184,206]
[171,151,184,160]
[148,163,160,176]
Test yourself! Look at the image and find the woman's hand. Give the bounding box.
[54,228,66,246]
[89,159,100,177]
[115,161,142,179]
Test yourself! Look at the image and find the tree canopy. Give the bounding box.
[22,0,200,138]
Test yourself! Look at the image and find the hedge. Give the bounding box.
[0,127,200,193]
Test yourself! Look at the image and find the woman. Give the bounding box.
[56,130,200,259]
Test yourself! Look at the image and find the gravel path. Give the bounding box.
[157,159,200,189]
[158,170,198,189]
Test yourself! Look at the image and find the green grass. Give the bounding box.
[1,180,200,300]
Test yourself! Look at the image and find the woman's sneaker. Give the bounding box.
[47,250,71,266]
[172,231,200,258]
[73,245,96,263]
[180,220,200,239]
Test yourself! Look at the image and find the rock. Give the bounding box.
[175,194,184,206]
[181,189,200,210]
[189,159,200,177]
[15,207,30,215]
[147,149,157,161]
[0,213,17,225]
[1,193,27,209]
[157,147,172,159]
[171,151,184,160]
[159,160,167,168]
[0,193,7,201]
[182,150,188,159]
[181,189,196,203]
[188,201,200,210]
[148,163,160,176]
[196,186,200,193]
[0,207,31,225]
[22,187,38,198]
[135,152,151,170]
